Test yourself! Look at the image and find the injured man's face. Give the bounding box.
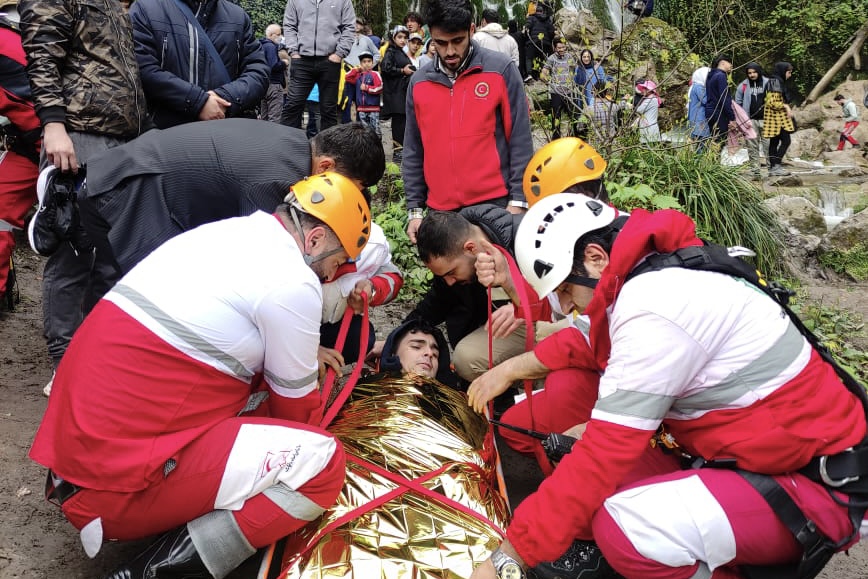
[395,330,440,379]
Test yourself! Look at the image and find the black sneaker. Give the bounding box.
[530,540,622,579]
[27,166,85,256]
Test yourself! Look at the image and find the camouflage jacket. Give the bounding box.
[18,0,147,138]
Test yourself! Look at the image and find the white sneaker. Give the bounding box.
[43,372,55,397]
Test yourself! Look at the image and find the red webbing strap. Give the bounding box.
[493,246,536,428]
[320,293,370,429]
[350,455,506,537]
[284,456,506,567]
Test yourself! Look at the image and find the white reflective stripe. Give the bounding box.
[112,283,254,379]
[603,474,736,572]
[264,368,318,392]
[263,484,326,521]
[595,389,676,421]
[215,423,337,511]
[674,323,806,415]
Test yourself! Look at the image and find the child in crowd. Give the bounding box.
[345,52,383,137]
[634,79,661,143]
[834,93,860,150]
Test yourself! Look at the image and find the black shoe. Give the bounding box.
[530,540,622,579]
[1,255,20,312]
[103,526,210,579]
[27,166,85,256]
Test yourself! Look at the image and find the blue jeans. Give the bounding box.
[357,111,380,136]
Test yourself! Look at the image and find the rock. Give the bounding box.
[609,17,697,131]
[764,195,826,236]
[821,149,868,168]
[793,102,826,130]
[768,173,803,187]
[556,8,605,49]
[787,128,822,159]
[822,208,868,250]
[838,166,867,178]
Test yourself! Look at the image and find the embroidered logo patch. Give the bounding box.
[474,82,490,98]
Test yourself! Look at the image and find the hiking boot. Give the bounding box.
[531,539,623,579]
[28,166,85,256]
[103,526,210,579]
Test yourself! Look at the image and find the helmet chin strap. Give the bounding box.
[564,274,598,289]
[287,205,343,266]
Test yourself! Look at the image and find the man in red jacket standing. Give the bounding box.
[403,0,533,244]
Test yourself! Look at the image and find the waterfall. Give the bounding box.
[819,187,853,230]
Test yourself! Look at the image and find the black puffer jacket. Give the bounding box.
[407,204,522,347]
[381,43,412,117]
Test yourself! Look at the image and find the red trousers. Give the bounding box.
[59,417,346,547]
[499,367,600,474]
[592,463,864,578]
[0,150,37,293]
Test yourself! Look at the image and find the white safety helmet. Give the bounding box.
[515,193,619,298]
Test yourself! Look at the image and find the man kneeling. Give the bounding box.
[32,173,370,579]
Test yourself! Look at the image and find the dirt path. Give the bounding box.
[2,246,867,578]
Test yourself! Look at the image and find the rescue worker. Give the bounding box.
[470,193,868,579]
[31,173,371,579]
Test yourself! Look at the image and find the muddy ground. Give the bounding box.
[2,236,867,578]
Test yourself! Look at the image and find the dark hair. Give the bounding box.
[580,48,595,64]
[404,11,424,26]
[358,52,374,62]
[773,61,793,79]
[481,8,499,24]
[711,55,732,68]
[570,218,624,278]
[416,210,473,263]
[275,202,334,241]
[311,123,385,188]
[507,19,517,33]
[834,94,845,101]
[425,0,474,33]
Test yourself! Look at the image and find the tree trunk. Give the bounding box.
[804,19,868,104]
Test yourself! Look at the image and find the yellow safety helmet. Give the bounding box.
[286,172,371,260]
[523,138,607,207]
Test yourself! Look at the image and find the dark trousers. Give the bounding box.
[768,131,792,167]
[525,43,546,79]
[550,93,578,139]
[281,56,340,130]
[320,315,376,363]
[390,113,406,155]
[40,131,128,368]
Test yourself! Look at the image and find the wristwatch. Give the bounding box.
[491,548,526,579]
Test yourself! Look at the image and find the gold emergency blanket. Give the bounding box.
[278,373,510,578]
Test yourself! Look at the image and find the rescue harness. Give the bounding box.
[627,242,868,579]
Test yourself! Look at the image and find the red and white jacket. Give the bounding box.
[30,212,325,492]
[403,42,533,211]
[507,209,868,566]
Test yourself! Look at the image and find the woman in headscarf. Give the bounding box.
[762,62,795,176]
[573,48,607,108]
[687,66,710,151]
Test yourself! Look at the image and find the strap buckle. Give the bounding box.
[819,449,859,488]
